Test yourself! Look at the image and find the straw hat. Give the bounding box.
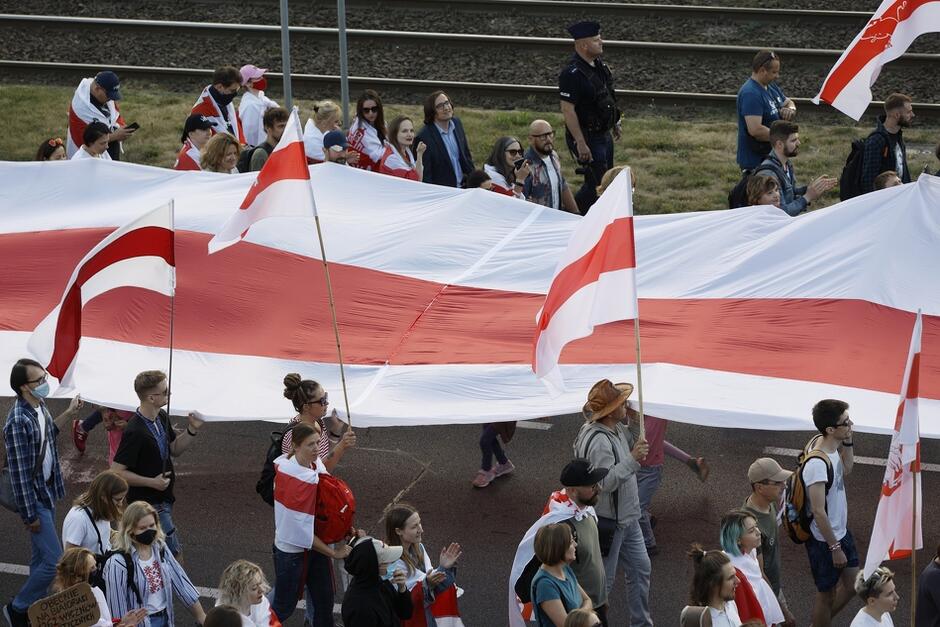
[582,379,634,422]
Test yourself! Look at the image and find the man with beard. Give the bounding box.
[861,93,914,193]
[523,119,579,213]
[560,459,612,625]
[111,371,205,559]
[755,120,836,216]
[190,66,246,144]
[687,545,741,627]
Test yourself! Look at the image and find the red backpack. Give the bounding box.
[315,473,356,544]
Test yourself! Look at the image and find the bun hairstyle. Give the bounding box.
[283,373,322,412]
[687,543,731,606]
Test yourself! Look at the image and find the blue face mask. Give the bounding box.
[31,381,50,399]
[382,564,397,581]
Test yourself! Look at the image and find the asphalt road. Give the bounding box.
[1,397,937,627]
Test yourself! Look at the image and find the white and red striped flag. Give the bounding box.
[273,455,324,550]
[532,167,638,392]
[208,108,316,254]
[26,202,175,392]
[863,309,924,578]
[813,0,940,119]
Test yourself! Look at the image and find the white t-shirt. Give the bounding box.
[71,146,113,160]
[802,450,847,542]
[894,143,904,180]
[850,609,895,627]
[35,405,53,481]
[138,553,168,614]
[709,601,742,627]
[303,120,325,161]
[216,596,273,627]
[91,586,115,627]
[541,155,560,210]
[62,506,112,553]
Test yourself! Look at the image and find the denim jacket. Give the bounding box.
[757,151,808,217]
[522,147,568,210]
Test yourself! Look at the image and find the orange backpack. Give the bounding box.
[782,435,834,544]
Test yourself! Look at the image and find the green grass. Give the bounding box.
[3,83,937,214]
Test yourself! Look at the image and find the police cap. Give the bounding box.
[567,20,601,40]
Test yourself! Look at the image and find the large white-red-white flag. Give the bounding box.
[208,108,316,254]
[532,168,638,392]
[863,310,923,578]
[26,202,175,391]
[273,455,323,550]
[813,0,940,119]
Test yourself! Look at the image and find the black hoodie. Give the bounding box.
[342,539,413,627]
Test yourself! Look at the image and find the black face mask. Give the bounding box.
[134,529,157,546]
[209,86,236,107]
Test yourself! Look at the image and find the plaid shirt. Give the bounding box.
[3,396,64,522]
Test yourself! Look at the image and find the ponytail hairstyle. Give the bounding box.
[283,373,323,413]
[687,543,730,606]
[53,547,96,592]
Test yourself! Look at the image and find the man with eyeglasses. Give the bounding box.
[4,359,84,627]
[523,119,579,213]
[743,458,797,627]
[559,21,622,214]
[416,90,474,187]
[111,370,205,559]
[803,398,858,627]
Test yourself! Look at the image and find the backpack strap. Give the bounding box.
[107,551,143,607]
[803,435,834,492]
[83,506,104,555]
[579,428,621,521]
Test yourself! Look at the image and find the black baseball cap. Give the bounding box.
[181,114,215,143]
[94,71,122,101]
[560,458,609,487]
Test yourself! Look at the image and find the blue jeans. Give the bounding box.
[147,613,168,627]
[153,502,181,557]
[271,546,334,626]
[602,518,652,627]
[12,504,62,612]
[636,465,664,549]
[479,425,508,471]
[566,130,615,214]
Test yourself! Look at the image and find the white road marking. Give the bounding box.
[762,447,940,472]
[517,420,553,431]
[0,562,342,614]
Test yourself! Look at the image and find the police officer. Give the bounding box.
[559,20,622,214]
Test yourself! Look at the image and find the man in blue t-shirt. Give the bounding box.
[736,50,796,170]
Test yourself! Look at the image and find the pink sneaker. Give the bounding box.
[493,460,515,478]
[472,469,496,488]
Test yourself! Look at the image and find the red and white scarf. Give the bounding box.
[379,144,419,181]
[508,490,595,627]
[483,164,522,198]
[273,455,326,549]
[190,85,246,144]
[347,117,385,171]
[67,77,124,158]
[173,140,201,171]
[396,545,464,627]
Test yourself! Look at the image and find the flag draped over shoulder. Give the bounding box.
[273,455,322,550]
[532,168,638,393]
[508,490,595,627]
[208,109,316,254]
[863,310,924,578]
[813,0,940,119]
[26,203,175,391]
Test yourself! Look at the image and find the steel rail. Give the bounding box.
[2,13,935,67]
[3,59,938,118]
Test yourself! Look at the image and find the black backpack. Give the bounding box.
[728,164,778,209]
[256,430,287,506]
[838,129,890,201]
[236,142,274,173]
[513,518,578,604]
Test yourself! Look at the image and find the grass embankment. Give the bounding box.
[2,83,937,214]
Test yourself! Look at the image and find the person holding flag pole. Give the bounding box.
[207,107,355,431]
[863,309,924,626]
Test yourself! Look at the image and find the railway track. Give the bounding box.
[4,59,938,119]
[3,13,934,68]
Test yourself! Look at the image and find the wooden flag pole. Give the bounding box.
[312,209,353,429]
[633,315,645,441]
[911,469,918,626]
[165,199,177,420]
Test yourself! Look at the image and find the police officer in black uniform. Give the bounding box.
[559,21,622,214]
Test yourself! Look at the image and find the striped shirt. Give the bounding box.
[103,542,199,625]
[281,416,331,460]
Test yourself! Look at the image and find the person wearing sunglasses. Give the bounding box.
[736,49,796,171]
[280,373,355,471]
[3,359,84,627]
[416,91,475,188]
[523,119,579,213]
[483,136,531,198]
[347,90,388,172]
